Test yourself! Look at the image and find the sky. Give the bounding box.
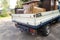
[9,0,17,9]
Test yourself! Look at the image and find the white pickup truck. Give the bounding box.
[12,10,60,36]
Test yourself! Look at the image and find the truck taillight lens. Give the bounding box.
[15,23,19,27]
[29,28,36,33]
[15,23,17,26]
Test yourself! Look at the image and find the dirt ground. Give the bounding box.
[0,19,60,40]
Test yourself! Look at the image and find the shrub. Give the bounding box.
[0,13,9,17]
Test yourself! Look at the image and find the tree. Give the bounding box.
[16,0,29,8]
[1,0,9,17]
[16,0,23,8]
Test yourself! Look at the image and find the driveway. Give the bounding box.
[0,18,60,40]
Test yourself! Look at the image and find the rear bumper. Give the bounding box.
[15,23,37,35]
[15,23,29,32]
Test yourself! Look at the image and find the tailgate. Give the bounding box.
[12,14,36,25]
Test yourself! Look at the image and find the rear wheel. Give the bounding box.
[57,18,60,22]
[42,25,50,36]
[38,25,51,36]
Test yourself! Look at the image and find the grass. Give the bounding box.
[0,16,11,19]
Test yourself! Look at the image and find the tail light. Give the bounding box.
[29,28,36,33]
[15,23,19,28]
[15,23,17,26]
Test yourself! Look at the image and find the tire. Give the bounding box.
[41,25,50,36]
[57,18,60,22]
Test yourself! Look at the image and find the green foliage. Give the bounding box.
[10,9,15,14]
[0,0,9,17]
[16,0,23,8]
[16,0,30,8]
[2,0,9,9]
[0,8,9,17]
[0,13,8,17]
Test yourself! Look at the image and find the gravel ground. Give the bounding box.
[0,19,60,40]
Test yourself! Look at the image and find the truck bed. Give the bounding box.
[12,10,60,28]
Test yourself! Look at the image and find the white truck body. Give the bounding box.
[12,10,60,26]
